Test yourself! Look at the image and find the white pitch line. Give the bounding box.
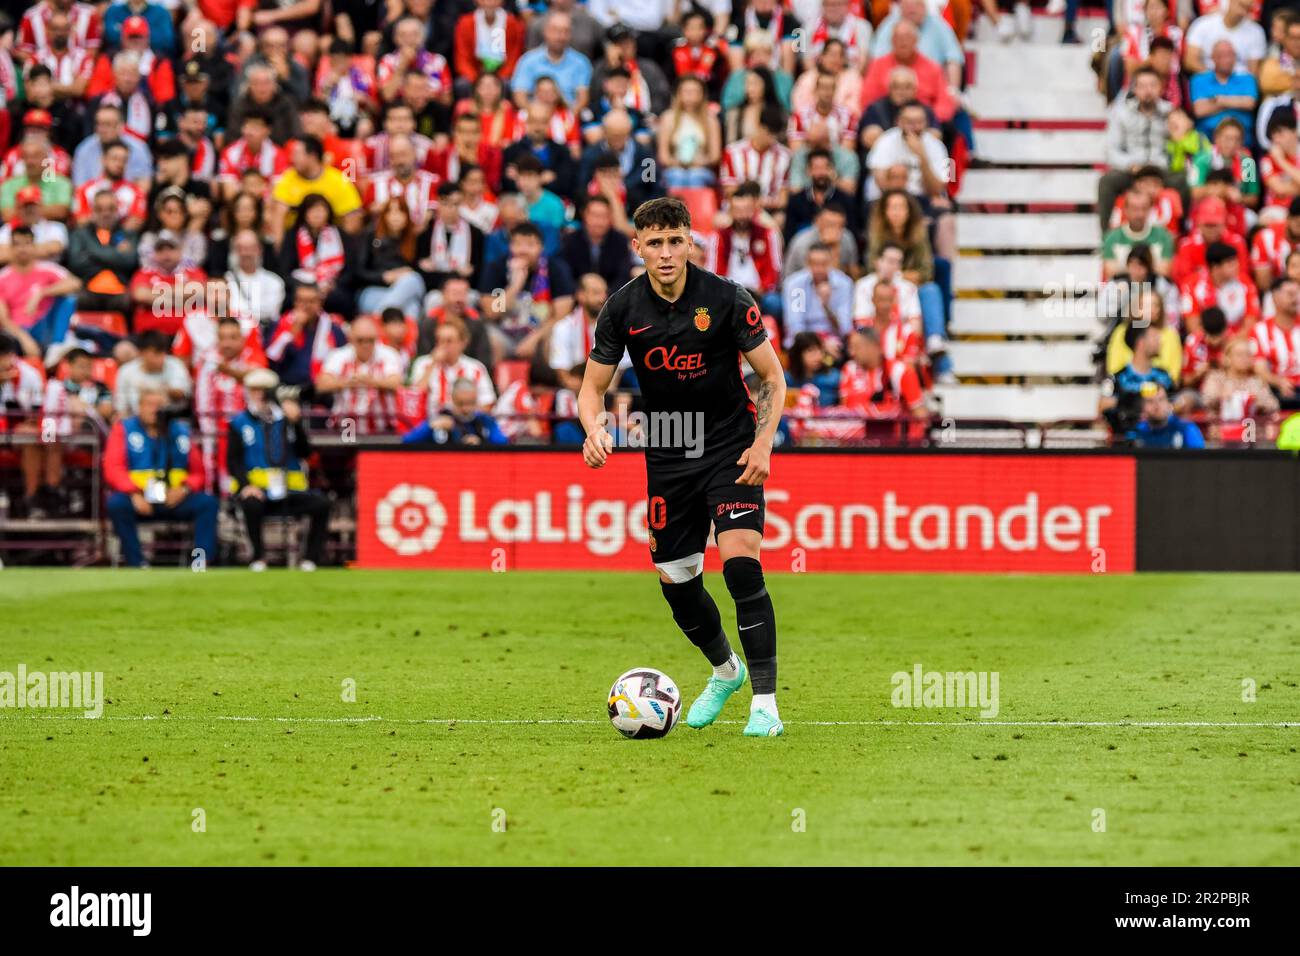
[2,715,1297,728]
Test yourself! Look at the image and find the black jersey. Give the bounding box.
[590,263,768,465]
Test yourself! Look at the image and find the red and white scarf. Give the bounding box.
[294,226,345,287]
[429,217,471,274]
[267,311,340,381]
[100,87,152,142]
[621,59,649,113]
[811,17,862,63]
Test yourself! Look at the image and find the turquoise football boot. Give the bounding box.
[742,708,785,737]
[685,660,747,728]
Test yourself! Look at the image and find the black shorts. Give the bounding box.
[645,448,765,564]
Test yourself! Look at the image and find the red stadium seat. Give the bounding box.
[92,358,118,391]
[75,311,128,338]
[495,359,529,394]
[670,187,719,235]
[50,357,118,391]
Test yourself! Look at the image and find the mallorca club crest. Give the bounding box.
[694,306,711,332]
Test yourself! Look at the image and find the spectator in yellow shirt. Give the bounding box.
[268,135,363,244]
[1106,289,1184,386]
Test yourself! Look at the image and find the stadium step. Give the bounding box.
[973,129,1107,167]
[948,13,1107,426]
[957,169,1100,206]
[950,299,1104,337]
[971,13,1107,45]
[954,255,1101,292]
[967,41,1097,90]
[957,213,1101,250]
[933,384,1102,422]
[965,88,1106,123]
[930,425,1110,448]
[948,341,1097,377]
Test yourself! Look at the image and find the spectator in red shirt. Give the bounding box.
[671,9,729,100]
[428,111,504,194]
[454,0,525,84]
[1180,240,1261,334]
[1182,304,1231,395]
[839,326,927,419]
[1252,196,1300,289]
[73,139,147,229]
[1252,274,1300,404]
[860,19,956,123]
[707,181,784,317]
[129,230,207,335]
[1172,197,1250,287]
[87,16,174,106]
[196,0,256,32]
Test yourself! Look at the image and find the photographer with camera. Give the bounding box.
[1100,321,1177,444]
[227,368,330,572]
[104,384,218,568]
[1133,384,1207,449]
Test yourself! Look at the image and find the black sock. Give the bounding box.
[723,557,777,694]
[660,575,732,666]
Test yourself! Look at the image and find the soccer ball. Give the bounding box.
[607,668,682,739]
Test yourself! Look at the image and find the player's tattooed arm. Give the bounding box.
[736,340,787,485]
[754,378,777,436]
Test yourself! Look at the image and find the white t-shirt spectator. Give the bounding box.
[588,0,670,31]
[43,376,110,436]
[113,356,193,417]
[866,127,949,202]
[548,307,631,372]
[224,267,285,326]
[852,273,923,325]
[1,360,43,411]
[410,352,496,412]
[0,219,68,256]
[321,342,404,434]
[1185,13,1266,68]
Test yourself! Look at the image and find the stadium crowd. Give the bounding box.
[1098,0,1300,446]
[0,0,985,544]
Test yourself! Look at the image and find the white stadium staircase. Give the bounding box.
[944,12,1110,446]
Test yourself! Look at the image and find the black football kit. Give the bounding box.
[589,262,780,704]
[589,262,770,563]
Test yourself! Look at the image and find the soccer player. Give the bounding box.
[578,197,789,737]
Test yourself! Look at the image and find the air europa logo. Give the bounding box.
[644,345,705,371]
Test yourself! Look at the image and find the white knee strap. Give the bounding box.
[654,552,704,583]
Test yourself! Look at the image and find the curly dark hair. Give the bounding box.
[632,197,692,233]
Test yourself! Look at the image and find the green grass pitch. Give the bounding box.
[2,569,1297,866]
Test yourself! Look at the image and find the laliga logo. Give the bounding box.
[375,483,447,555]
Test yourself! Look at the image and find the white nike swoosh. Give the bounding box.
[739,622,763,631]
[727,510,754,520]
